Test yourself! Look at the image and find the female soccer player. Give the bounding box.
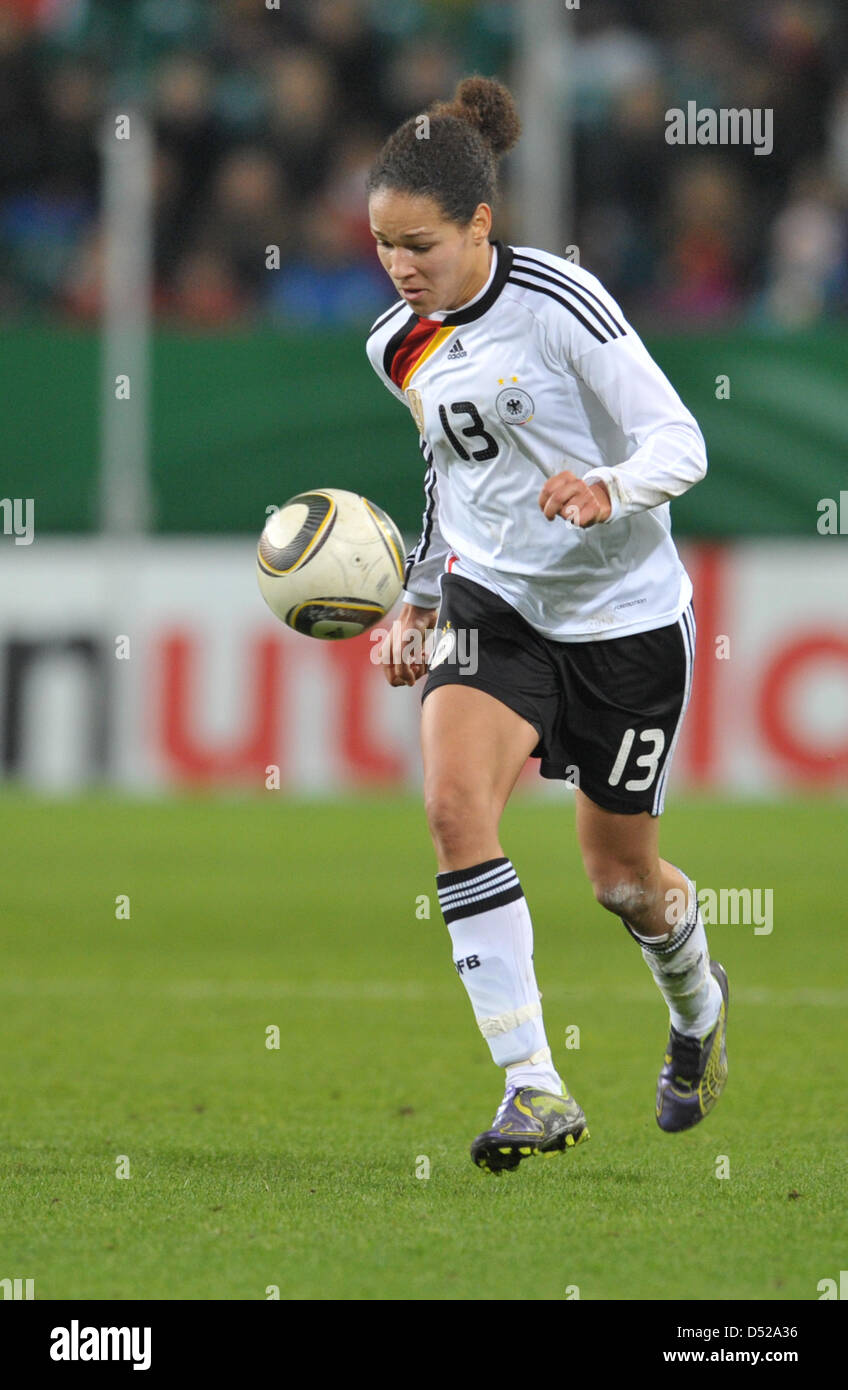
[365,76,728,1173]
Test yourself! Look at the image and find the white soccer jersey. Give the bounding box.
[365,242,707,641]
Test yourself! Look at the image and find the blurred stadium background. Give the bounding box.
[0,0,846,797]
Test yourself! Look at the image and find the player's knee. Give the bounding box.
[591,870,655,926]
[424,783,492,861]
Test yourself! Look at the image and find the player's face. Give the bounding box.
[369,189,492,316]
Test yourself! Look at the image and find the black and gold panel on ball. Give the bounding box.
[257,491,337,577]
[287,598,386,640]
[362,498,405,583]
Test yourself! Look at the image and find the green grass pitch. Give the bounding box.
[0,792,845,1301]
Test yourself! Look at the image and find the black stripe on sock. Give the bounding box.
[436,858,525,924]
[440,881,524,925]
[649,910,699,957]
[438,862,516,904]
[624,887,700,956]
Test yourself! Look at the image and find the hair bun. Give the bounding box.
[434,76,521,157]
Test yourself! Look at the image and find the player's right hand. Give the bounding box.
[380,603,438,687]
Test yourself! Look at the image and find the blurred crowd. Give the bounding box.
[1,0,847,327]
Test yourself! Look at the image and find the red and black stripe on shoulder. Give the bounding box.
[384,315,449,390]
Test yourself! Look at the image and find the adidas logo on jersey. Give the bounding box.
[447,338,468,360]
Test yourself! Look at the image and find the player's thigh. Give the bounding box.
[575,789,659,884]
[421,683,539,827]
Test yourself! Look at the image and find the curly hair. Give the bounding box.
[366,75,522,225]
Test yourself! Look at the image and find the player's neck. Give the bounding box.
[446,242,494,312]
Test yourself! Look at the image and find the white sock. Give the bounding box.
[436,858,563,1095]
[625,872,722,1038]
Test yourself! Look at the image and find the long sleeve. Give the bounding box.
[573,333,707,523]
[401,451,451,607]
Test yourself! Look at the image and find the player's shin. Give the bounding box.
[623,870,722,1038]
[436,858,563,1094]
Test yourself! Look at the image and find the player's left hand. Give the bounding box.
[539,471,611,527]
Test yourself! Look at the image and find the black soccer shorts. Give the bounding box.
[421,574,694,816]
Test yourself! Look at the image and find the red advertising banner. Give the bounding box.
[1,540,846,795]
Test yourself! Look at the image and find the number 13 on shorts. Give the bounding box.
[608,727,666,791]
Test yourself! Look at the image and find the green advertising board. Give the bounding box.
[2,326,844,537]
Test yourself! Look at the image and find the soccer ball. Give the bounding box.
[256,488,405,639]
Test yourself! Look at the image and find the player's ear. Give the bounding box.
[470,203,493,243]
